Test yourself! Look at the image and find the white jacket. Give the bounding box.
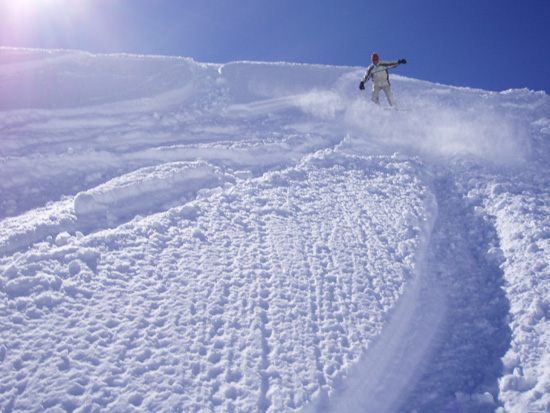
[362,60,401,87]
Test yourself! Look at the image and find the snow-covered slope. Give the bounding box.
[1,47,549,412]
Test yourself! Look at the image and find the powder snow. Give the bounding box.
[1,48,550,412]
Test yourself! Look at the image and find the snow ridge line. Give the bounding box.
[310,167,511,412]
[397,172,511,411]
[0,161,227,257]
[314,181,441,413]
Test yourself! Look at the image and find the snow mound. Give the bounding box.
[73,161,227,225]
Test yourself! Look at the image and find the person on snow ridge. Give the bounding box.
[359,53,406,108]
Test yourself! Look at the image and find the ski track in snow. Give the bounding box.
[1,48,550,412]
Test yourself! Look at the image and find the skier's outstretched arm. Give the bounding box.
[379,59,407,70]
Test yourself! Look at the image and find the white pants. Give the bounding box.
[372,85,397,107]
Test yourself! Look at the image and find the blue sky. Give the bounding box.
[1,0,549,93]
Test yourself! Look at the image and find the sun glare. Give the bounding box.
[2,0,69,27]
[8,0,58,14]
[0,0,116,51]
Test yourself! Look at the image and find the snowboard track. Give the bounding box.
[318,169,511,412]
[398,171,511,411]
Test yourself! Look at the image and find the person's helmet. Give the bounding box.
[371,53,379,62]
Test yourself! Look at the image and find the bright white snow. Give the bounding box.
[1,47,549,412]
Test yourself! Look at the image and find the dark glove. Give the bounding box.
[398,59,407,64]
[359,81,365,90]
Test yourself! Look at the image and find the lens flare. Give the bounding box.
[0,0,120,52]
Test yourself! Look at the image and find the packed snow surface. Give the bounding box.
[1,48,550,412]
